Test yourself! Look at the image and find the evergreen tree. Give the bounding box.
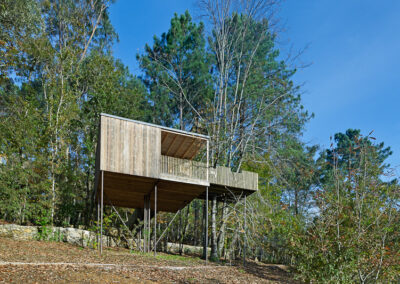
[137,11,212,130]
[292,130,400,282]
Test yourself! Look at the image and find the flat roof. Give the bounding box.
[100,113,210,140]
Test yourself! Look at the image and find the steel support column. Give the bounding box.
[100,171,104,255]
[143,196,147,253]
[147,195,151,253]
[205,187,208,264]
[97,201,100,250]
[138,226,142,252]
[154,184,157,256]
[243,194,246,267]
[206,140,209,182]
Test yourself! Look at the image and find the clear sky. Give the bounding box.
[109,0,400,171]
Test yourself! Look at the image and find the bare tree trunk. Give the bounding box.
[180,92,184,130]
[217,197,227,257]
[202,199,207,259]
[178,209,183,254]
[179,205,190,254]
[210,195,218,260]
[194,200,200,245]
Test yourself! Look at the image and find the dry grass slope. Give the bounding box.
[0,237,297,283]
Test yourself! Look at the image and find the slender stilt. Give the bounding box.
[205,187,208,265]
[144,197,147,253]
[243,194,246,267]
[100,171,104,255]
[205,140,209,264]
[97,200,100,250]
[148,196,151,252]
[154,184,157,256]
[139,226,142,252]
[147,195,150,253]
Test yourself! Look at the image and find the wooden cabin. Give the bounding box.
[93,113,258,254]
[94,113,258,213]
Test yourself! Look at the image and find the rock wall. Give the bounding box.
[0,224,38,241]
[0,224,117,248]
[0,224,208,255]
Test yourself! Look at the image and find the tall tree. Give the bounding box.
[80,53,149,225]
[137,10,212,130]
[0,81,50,223]
[277,139,318,216]
[199,0,310,170]
[38,0,117,223]
[198,0,310,259]
[0,0,119,225]
[292,130,400,282]
[0,0,42,82]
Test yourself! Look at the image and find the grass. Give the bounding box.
[0,237,297,283]
[126,248,206,265]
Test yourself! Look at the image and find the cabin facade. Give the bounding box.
[95,113,258,213]
[94,113,258,255]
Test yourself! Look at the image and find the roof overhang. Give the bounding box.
[161,130,207,159]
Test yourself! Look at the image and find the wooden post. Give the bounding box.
[100,170,104,255]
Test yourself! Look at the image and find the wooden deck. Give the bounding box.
[95,114,258,212]
[160,155,258,192]
[209,166,258,191]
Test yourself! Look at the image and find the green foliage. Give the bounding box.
[0,0,42,82]
[0,0,149,227]
[0,83,51,224]
[206,13,311,169]
[137,11,212,129]
[276,139,319,216]
[36,216,52,241]
[35,215,64,242]
[290,130,400,283]
[1,2,399,282]
[88,222,100,249]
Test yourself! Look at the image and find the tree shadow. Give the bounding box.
[238,260,300,283]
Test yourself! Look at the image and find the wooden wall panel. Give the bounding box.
[100,115,161,178]
[209,166,258,191]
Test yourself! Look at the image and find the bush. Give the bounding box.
[290,134,400,283]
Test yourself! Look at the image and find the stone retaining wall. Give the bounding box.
[0,224,208,255]
[0,224,108,248]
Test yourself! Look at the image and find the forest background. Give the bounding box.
[0,0,399,282]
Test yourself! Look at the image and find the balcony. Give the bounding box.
[209,166,258,191]
[96,113,258,213]
[160,155,258,191]
[160,155,209,186]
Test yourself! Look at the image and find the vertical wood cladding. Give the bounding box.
[100,115,161,178]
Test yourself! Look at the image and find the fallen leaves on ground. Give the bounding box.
[0,237,297,283]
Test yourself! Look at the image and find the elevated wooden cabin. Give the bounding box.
[94,113,258,213]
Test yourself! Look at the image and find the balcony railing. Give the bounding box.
[209,166,258,191]
[160,155,258,191]
[160,155,207,182]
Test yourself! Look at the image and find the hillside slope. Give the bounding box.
[0,237,297,283]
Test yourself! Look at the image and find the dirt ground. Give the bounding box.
[0,237,297,283]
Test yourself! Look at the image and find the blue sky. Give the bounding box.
[109,0,400,171]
